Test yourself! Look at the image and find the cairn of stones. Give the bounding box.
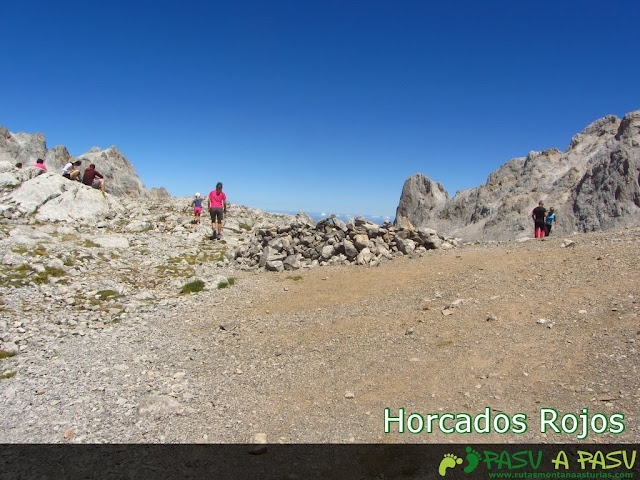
[232,215,458,272]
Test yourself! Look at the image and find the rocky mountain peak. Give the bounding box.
[395,110,640,241]
[0,126,147,198]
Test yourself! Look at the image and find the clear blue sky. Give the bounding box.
[2,0,639,218]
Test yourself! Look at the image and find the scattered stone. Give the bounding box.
[537,319,554,328]
[248,432,268,455]
[220,321,237,331]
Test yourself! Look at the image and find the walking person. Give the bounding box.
[207,182,228,240]
[531,201,547,239]
[545,207,557,236]
[191,193,203,225]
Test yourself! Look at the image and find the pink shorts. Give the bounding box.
[194,207,202,214]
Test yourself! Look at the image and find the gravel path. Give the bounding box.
[1,227,639,443]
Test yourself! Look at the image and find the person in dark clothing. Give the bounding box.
[531,201,547,238]
[83,164,105,192]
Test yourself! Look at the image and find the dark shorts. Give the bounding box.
[62,172,71,179]
[210,208,224,222]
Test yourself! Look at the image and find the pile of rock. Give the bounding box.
[233,215,458,271]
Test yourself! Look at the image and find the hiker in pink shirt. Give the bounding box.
[32,159,47,171]
[207,182,228,240]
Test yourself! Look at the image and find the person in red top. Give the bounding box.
[83,164,105,192]
[207,182,228,240]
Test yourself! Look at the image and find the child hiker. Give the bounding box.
[191,193,203,225]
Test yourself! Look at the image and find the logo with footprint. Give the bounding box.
[439,446,482,476]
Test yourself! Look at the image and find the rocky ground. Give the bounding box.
[0,210,638,444]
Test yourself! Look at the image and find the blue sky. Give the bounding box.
[2,1,639,218]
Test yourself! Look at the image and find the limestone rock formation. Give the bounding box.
[395,110,640,241]
[0,126,147,198]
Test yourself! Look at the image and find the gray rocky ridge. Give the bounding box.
[395,110,640,241]
[0,126,147,198]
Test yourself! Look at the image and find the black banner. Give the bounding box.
[0,444,638,480]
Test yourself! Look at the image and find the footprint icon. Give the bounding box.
[438,453,463,477]
[464,446,482,474]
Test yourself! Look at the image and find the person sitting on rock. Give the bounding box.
[62,160,82,181]
[32,158,47,172]
[83,164,105,192]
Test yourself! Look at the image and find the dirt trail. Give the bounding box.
[178,228,640,443]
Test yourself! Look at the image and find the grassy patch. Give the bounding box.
[168,254,198,266]
[11,245,48,257]
[436,340,454,348]
[0,350,16,360]
[286,275,303,281]
[31,245,48,257]
[0,264,66,286]
[239,223,252,231]
[60,233,80,242]
[169,247,227,265]
[156,265,196,278]
[82,240,101,248]
[0,264,32,287]
[180,279,205,294]
[95,289,120,300]
[32,267,66,285]
[217,277,236,289]
[0,371,17,380]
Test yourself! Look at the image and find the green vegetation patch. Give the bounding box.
[33,267,66,285]
[217,277,236,289]
[286,275,303,281]
[0,264,66,287]
[11,245,48,257]
[156,264,196,279]
[82,240,101,248]
[170,246,227,266]
[180,279,205,294]
[0,371,17,380]
[60,233,80,242]
[95,290,120,300]
[0,350,16,360]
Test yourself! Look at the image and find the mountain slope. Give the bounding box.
[395,110,640,241]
